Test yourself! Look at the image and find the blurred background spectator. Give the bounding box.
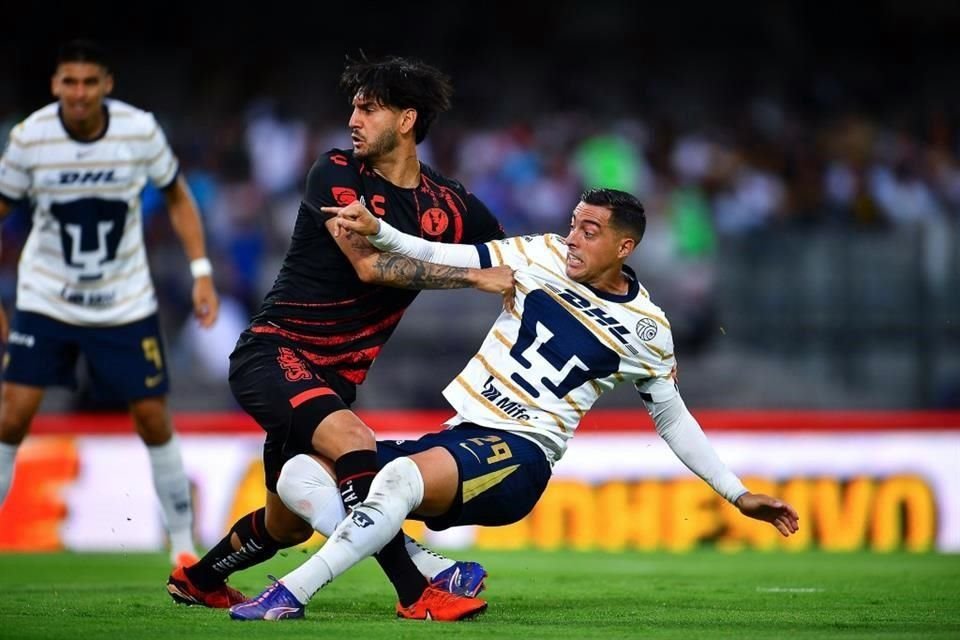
[1,1,957,411]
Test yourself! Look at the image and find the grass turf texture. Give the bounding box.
[0,550,957,639]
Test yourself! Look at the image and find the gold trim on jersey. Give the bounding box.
[538,285,633,358]
[35,246,62,261]
[144,146,169,167]
[11,130,159,148]
[473,353,567,432]
[462,465,521,503]
[115,243,144,263]
[454,375,539,429]
[112,281,155,306]
[0,178,24,196]
[29,159,156,171]
[563,393,586,420]
[622,304,670,329]
[489,240,505,267]
[589,380,603,395]
[30,262,148,289]
[642,341,673,361]
[1,158,28,173]
[35,184,140,196]
[156,160,178,188]
[492,329,512,350]
[513,237,533,265]
[542,234,566,263]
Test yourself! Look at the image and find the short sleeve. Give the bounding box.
[0,123,31,202]
[635,326,678,402]
[142,114,179,190]
[460,191,505,243]
[478,234,551,270]
[301,150,362,223]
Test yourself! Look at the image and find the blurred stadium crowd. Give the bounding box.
[1,2,958,410]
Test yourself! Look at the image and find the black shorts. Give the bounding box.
[229,331,357,492]
[378,423,552,531]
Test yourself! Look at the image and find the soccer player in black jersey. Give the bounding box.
[167,56,512,620]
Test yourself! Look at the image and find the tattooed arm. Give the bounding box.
[324,216,513,293]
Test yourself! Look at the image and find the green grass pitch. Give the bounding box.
[1,550,958,639]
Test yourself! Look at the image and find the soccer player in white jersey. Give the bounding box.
[228,187,799,621]
[0,40,219,566]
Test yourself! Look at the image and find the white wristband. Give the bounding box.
[189,257,213,279]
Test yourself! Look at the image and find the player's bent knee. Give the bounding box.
[276,455,335,513]
[311,410,375,458]
[367,457,425,514]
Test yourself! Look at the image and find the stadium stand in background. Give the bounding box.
[1,2,958,411]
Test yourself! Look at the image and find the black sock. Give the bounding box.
[335,450,428,607]
[184,508,284,591]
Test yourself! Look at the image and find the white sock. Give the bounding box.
[276,454,346,535]
[278,454,453,580]
[404,534,455,579]
[0,442,19,505]
[146,435,195,559]
[281,457,424,605]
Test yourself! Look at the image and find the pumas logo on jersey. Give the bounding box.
[7,331,35,348]
[59,170,118,185]
[636,318,658,341]
[481,376,532,420]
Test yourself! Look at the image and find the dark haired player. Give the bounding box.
[168,55,510,621]
[0,40,219,566]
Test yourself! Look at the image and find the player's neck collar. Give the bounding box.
[58,103,110,144]
[583,265,640,303]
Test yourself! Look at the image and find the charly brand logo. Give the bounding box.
[636,318,658,341]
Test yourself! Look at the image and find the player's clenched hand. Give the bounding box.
[735,492,800,537]
[474,266,516,313]
[192,276,219,328]
[323,200,380,238]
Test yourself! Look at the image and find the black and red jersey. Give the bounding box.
[247,148,504,386]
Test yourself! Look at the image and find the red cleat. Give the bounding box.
[172,551,199,568]
[167,566,247,608]
[396,586,488,621]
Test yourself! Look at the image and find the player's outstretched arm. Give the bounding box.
[734,492,800,537]
[645,390,799,537]
[322,205,514,296]
[163,175,219,327]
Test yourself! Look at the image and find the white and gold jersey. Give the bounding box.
[443,234,678,463]
[0,99,178,325]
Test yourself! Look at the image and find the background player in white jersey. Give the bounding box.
[228,188,799,620]
[0,40,219,566]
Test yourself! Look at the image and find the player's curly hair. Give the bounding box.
[582,188,647,242]
[340,54,453,144]
[56,39,110,71]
